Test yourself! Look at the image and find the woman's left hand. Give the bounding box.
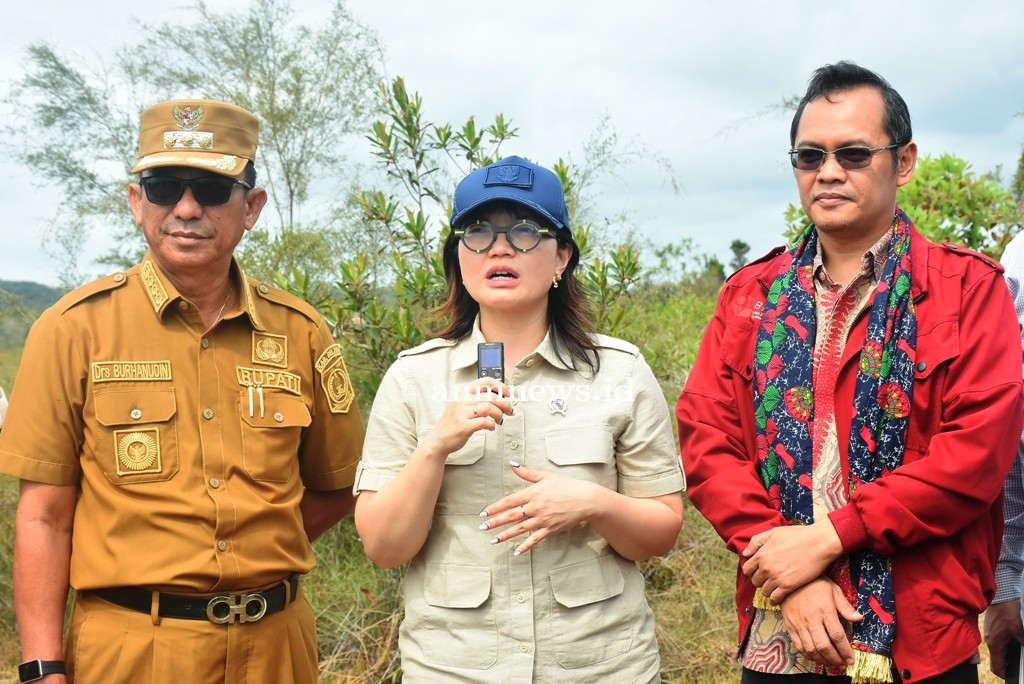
[479,462,601,556]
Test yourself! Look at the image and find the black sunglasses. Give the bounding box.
[789,142,905,171]
[454,219,557,253]
[139,175,252,206]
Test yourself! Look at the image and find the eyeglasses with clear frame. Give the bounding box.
[789,142,905,171]
[139,175,252,206]
[454,219,557,253]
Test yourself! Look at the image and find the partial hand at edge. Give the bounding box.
[985,599,1024,679]
[779,576,862,668]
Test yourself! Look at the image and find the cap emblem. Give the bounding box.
[163,105,215,149]
[173,105,205,131]
[484,163,533,188]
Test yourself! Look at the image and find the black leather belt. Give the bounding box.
[90,574,299,624]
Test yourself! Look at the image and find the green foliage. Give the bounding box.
[783,154,1024,256]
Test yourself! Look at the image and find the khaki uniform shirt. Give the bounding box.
[0,255,363,593]
[355,323,684,683]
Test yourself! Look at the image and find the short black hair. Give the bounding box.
[790,61,912,168]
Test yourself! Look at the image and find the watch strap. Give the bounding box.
[17,659,66,683]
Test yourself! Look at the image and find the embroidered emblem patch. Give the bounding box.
[92,361,172,383]
[252,332,288,368]
[315,344,354,414]
[173,105,205,131]
[161,106,216,150]
[115,428,162,475]
[141,260,169,311]
[484,164,532,188]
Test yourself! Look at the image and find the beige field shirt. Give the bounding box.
[355,323,684,683]
[0,255,363,593]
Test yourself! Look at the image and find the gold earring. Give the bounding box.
[552,272,562,289]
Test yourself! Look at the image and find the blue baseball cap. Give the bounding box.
[450,156,571,233]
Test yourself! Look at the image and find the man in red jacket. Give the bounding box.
[677,61,1023,684]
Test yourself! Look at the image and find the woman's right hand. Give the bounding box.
[419,377,513,460]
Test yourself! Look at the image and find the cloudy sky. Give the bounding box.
[2,0,1023,287]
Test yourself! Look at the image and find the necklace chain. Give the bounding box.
[215,285,234,321]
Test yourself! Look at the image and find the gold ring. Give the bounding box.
[473,404,479,417]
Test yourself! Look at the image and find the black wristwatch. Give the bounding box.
[17,660,65,682]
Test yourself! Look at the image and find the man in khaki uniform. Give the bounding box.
[0,99,363,684]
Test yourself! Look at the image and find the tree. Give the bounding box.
[729,239,751,273]
[3,0,382,287]
[783,154,1024,257]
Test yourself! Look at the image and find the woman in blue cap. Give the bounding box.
[353,156,684,683]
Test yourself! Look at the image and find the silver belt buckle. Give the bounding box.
[205,592,268,624]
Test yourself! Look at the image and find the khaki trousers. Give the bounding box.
[66,588,318,683]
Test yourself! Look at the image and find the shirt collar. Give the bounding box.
[449,315,575,373]
[138,251,262,329]
[812,226,895,288]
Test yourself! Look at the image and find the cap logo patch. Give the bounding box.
[173,105,205,131]
[163,105,215,149]
[484,164,533,188]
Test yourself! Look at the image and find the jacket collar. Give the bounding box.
[755,209,929,302]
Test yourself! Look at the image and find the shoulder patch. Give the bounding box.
[315,343,355,413]
[54,271,128,314]
[397,337,458,359]
[249,278,322,323]
[940,242,1003,272]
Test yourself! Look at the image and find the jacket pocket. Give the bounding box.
[94,388,179,485]
[549,554,635,668]
[419,563,497,669]
[906,319,960,455]
[239,392,310,482]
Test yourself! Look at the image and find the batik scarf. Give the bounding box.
[752,210,916,684]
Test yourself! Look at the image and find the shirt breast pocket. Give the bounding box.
[434,430,487,514]
[239,392,311,482]
[544,427,616,488]
[94,388,180,485]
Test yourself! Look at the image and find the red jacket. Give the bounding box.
[677,226,1024,682]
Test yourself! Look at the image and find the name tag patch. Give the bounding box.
[92,361,172,382]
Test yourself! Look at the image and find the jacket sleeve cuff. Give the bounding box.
[827,505,869,553]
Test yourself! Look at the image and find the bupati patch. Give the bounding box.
[251,331,288,368]
[315,344,354,414]
[115,428,162,475]
[235,366,301,396]
[92,361,172,382]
